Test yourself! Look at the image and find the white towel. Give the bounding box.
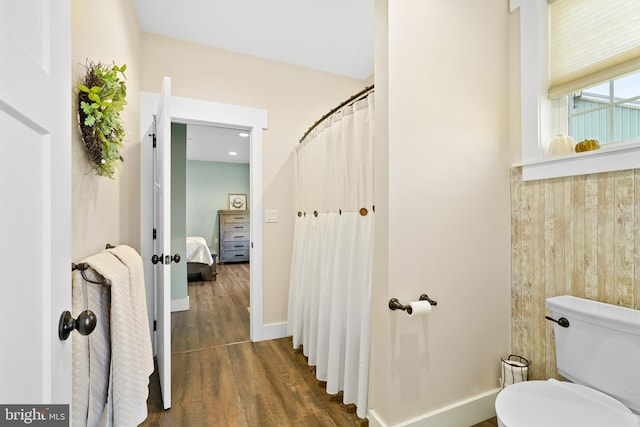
[72,248,153,427]
[71,254,114,427]
[72,270,89,426]
[105,245,154,426]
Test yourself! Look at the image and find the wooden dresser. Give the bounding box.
[218,210,250,263]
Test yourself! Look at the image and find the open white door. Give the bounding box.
[0,0,72,407]
[152,77,172,409]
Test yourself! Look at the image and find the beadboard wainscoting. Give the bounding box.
[511,166,640,380]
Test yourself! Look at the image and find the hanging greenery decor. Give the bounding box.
[77,61,127,178]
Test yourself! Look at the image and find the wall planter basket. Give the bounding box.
[77,61,127,178]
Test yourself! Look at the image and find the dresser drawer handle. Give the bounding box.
[234,226,243,228]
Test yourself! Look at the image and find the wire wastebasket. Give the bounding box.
[500,355,529,388]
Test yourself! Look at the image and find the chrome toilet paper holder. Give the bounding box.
[388,294,438,314]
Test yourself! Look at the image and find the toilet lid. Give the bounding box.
[495,379,638,427]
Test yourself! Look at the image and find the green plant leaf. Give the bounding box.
[77,60,127,179]
[80,101,92,115]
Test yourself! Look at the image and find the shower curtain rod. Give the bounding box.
[299,84,374,143]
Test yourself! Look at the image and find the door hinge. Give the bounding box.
[150,133,157,148]
[153,320,157,331]
[153,228,157,240]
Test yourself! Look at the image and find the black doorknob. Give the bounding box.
[151,254,164,264]
[58,310,97,341]
[171,253,181,263]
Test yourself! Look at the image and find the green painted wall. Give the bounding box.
[186,160,250,255]
[171,123,188,304]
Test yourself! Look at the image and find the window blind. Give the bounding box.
[549,0,640,99]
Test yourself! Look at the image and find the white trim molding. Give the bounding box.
[367,389,499,427]
[171,296,190,312]
[251,322,289,342]
[140,91,276,343]
[521,141,640,180]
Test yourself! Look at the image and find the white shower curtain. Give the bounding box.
[288,92,374,419]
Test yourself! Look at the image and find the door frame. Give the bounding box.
[140,92,282,343]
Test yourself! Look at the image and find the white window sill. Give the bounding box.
[518,140,640,181]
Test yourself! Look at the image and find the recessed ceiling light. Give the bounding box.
[229,151,237,156]
[238,132,249,138]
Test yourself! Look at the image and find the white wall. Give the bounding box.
[140,34,367,325]
[70,4,512,423]
[71,0,142,260]
[370,1,512,425]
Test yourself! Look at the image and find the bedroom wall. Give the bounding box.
[71,0,142,260]
[185,160,250,255]
[171,123,188,309]
[141,33,366,324]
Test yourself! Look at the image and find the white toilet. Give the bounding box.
[495,295,640,427]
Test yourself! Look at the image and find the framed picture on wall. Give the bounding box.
[229,193,247,210]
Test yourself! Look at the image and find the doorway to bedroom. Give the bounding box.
[171,121,251,349]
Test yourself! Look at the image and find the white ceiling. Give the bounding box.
[186,124,250,163]
[134,0,374,80]
[134,0,374,164]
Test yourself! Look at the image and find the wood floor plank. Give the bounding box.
[472,417,498,427]
[142,262,496,426]
[142,263,368,426]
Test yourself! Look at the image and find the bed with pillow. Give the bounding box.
[186,236,217,282]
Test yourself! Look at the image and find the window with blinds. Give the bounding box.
[549,0,640,99]
[516,0,640,180]
[551,0,640,147]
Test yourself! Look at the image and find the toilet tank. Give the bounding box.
[546,295,640,414]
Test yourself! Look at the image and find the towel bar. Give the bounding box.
[72,262,112,286]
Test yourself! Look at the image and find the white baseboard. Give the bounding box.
[250,321,288,342]
[171,296,190,312]
[367,388,499,427]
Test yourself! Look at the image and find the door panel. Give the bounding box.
[0,0,71,404]
[153,77,172,409]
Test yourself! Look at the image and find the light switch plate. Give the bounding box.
[265,209,279,223]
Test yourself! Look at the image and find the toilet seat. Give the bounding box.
[495,379,638,427]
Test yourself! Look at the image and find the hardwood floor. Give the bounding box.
[472,417,498,427]
[141,263,367,426]
[141,263,498,427]
[171,263,251,353]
